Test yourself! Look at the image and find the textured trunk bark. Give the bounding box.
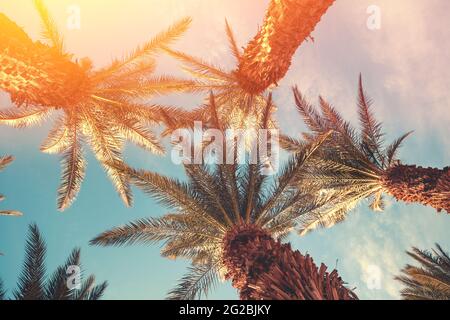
[0,13,88,108]
[236,0,335,94]
[222,224,358,300]
[382,164,450,213]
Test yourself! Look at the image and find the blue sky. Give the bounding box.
[0,0,449,299]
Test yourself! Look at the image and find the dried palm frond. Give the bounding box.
[395,244,450,300]
[0,2,196,211]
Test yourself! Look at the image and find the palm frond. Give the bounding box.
[0,107,50,128]
[33,0,64,52]
[0,279,6,300]
[0,155,14,172]
[95,17,191,80]
[225,19,241,63]
[81,108,132,207]
[163,47,233,82]
[91,217,183,247]
[40,116,71,154]
[257,131,332,222]
[86,281,108,300]
[14,224,47,300]
[357,75,385,166]
[57,126,86,211]
[396,244,450,300]
[167,263,219,300]
[44,248,81,300]
[0,210,23,216]
[385,131,413,167]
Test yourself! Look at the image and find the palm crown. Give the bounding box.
[0,224,107,300]
[283,75,449,235]
[395,244,450,300]
[90,104,357,300]
[162,0,335,136]
[0,0,195,211]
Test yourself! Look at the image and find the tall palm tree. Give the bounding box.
[0,0,195,211]
[282,75,449,235]
[0,155,22,217]
[90,101,357,300]
[0,223,107,300]
[395,244,450,300]
[162,0,335,134]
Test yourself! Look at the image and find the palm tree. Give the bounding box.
[281,75,449,235]
[162,0,336,134]
[236,0,335,94]
[0,223,107,300]
[90,101,356,300]
[395,244,450,300]
[0,0,195,211]
[0,155,22,217]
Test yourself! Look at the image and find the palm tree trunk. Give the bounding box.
[382,164,450,213]
[236,0,335,94]
[0,13,87,108]
[222,225,357,300]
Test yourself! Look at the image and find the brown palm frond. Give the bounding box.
[385,131,413,167]
[0,210,23,216]
[396,244,450,300]
[357,74,385,166]
[33,0,64,52]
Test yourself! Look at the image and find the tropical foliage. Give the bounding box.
[0,224,107,300]
[162,0,335,135]
[0,0,195,211]
[282,75,449,236]
[91,100,356,300]
[395,244,450,300]
[0,155,22,217]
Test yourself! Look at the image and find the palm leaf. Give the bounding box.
[34,0,64,52]
[385,131,413,167]
[357,74,385,166]
[95,17,191,80]
[44,248,81,300]
[167,263,219,300]
[40,116,71,154]
[57,124,86,211]
[225,19,241,63]
[13,224,47,300]
[0,107,50,128]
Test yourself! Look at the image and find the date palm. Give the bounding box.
[0,155,22,217]
[282,75,449,235]
[162,0,335,134]
[91,102,357,300]
[395,244,450,300]
[0,223,107,300]
[0,0,195,211]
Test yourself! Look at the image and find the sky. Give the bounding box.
[0,0,449,300]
